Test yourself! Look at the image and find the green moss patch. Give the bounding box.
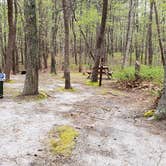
[49,125,79,156]
[86,80,99,87]
[144,110,155,118]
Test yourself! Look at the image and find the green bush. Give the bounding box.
[140,65,164,84]
[113,65,164,86]
[113,66,135,81]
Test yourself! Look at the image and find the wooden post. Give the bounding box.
[99,66,103,86]
[99,58,104,86]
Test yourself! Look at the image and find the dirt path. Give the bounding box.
[0,73,166,166]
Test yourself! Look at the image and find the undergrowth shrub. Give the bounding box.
[113,65,164,86]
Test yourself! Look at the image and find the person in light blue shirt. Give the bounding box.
[0,72,6,81]
[0,68,6,98]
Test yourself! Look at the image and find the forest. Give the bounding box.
[0,0,166,165]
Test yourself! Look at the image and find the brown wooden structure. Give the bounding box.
[87,66,113,80]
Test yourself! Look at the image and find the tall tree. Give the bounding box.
[147,0,154,66]
[5,0,15,80]
[153,1,165,66]
[135,0,140,79]
[50,0,59,74]
[155,1,166,119]
[71,17,78,65]
[91,0,108,82]
[122,0,136,69]
[62,0,72,89]
[0,3,5,69]
[23,0,39,95]
[12,0,19,74]
[155,45,166,119]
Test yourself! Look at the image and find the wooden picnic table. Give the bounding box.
[87,66,113,79]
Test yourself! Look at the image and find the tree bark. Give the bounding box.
[154,1,166,119]
[62,0,72,89]
[72,17,78,65]
[122,0,135,69]
[91,0,108,82]
[12,0,18,74]
[156,47,166,119]
[147,0,154,66]
[135,0,140,79]
[23,0,39,95]
[0,4,5,69]
[154,1,165,66]
[5,0,15,80]
[51,0,58,74]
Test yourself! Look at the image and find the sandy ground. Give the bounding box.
[0,72,166,166]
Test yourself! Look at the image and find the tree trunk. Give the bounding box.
[0,5,5,69]
[38,0,43,70]
[91,0,108,82]
[62,0,71,89]
[110,26,114,58]
[12,0,18,74]
[154,1,165,66]
[42,40,47,69]
[23,0,39,95]
[156,47,166,119]
[147,0,154,66]
[135,0,140,80]
[78,33,82,73]
[72,18,78,65]
[109,2,114,58]
[5,0,15,80]
[122,0,135,69]
[154,1,166,119]
[50,0,58,74]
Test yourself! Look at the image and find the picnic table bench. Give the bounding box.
[87,66,113,79]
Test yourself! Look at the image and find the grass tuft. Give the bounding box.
[50,125,79,156]
[37,91,48,100]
